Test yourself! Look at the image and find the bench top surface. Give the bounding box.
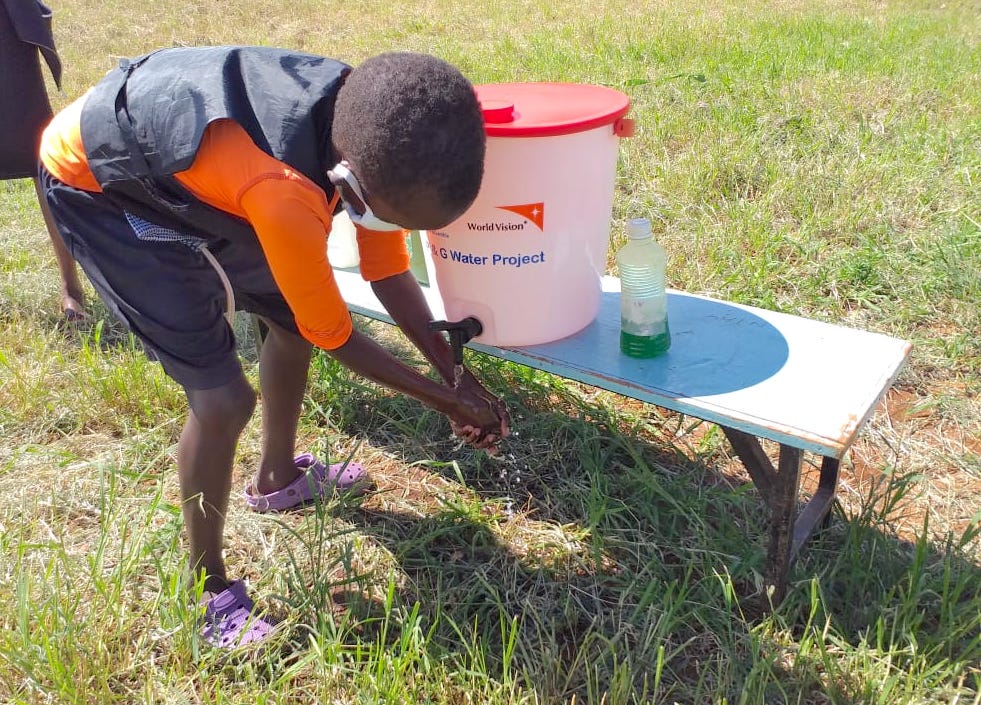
[334,269,911,458]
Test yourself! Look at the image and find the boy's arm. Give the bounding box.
[371,270,510,444]
[328,324,506,450]
[241,184,506,444]
[371,270,455,383]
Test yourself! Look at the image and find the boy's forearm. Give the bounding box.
[368,271,507,440]
[328,328,456,414]
[371,271,456,384]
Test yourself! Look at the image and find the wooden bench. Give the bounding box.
[330,268,911,604]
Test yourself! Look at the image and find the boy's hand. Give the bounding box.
[367,272,510,450]
[447,370,510,454]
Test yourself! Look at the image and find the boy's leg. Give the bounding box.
[40,168,253,594]
[179,374,257,593]
[252,319,313,495]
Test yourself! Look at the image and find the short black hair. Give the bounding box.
[332,52,485,225]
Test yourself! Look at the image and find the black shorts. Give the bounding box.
[39,166,301,390]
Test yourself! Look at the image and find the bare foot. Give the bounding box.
[61,294,88,322]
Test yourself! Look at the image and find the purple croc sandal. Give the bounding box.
[200,580,277,649]
[245,453,369,512]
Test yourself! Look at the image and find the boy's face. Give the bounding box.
[328,162,403,231]
[375,189,467,232]
[333,158,465,232]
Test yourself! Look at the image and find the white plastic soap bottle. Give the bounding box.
[617,217,671,358]
[327,211,360,269]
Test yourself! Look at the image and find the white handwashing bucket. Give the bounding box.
[427,82,633,346]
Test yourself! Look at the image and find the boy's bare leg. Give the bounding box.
[179,374,256,595]
[253,319,313,494]
[34,176,86,318]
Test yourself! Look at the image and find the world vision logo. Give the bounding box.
[495,203,544,231]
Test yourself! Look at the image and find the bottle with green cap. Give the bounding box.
[616,217,671,358]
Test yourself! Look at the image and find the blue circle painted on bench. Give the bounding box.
[512,290,790,399]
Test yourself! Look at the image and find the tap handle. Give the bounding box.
[429,317,483,365]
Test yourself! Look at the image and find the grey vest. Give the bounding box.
[80,45,349,241]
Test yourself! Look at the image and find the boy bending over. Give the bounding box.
[39,46,508,648]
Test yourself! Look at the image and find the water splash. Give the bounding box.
[492,428,529,521]
[451,363,523,519]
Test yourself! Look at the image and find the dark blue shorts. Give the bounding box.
[39,166,301,390]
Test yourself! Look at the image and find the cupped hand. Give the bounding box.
[447,371,510,454]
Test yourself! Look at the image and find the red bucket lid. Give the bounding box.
[475,82,630,137]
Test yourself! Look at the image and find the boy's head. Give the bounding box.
[331,52,485,230]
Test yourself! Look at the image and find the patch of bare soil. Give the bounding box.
[665,383,979,549]
[813,386,978,544]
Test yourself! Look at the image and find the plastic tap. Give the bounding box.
[429,317,483,366]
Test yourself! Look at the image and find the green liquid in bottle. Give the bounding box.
[620,327,671,358]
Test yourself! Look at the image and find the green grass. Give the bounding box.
[1,0,979,702]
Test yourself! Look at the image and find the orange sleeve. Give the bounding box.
[39,92,102,192]
[239,178,354,350]
[178,120,353,350]
[355,226,411,282]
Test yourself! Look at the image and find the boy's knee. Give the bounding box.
[186,376,257,434]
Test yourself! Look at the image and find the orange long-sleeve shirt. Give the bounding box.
[39,94,410,350]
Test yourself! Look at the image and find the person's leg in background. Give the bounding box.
[1,1,83,319]
[33,175,86,318]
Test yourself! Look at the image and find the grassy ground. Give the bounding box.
[1,0,978,702]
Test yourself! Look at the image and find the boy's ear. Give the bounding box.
[328,138,346,162]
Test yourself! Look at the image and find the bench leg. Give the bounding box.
[768,444,802,604]
[722,429,833,605]
[721,427,776,504]
[791,455,841,555]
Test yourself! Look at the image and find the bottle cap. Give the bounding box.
[627,217,652,240]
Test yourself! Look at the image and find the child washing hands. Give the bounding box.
[38,46,508,648]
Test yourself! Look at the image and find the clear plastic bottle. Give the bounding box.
[617,217,671,358]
